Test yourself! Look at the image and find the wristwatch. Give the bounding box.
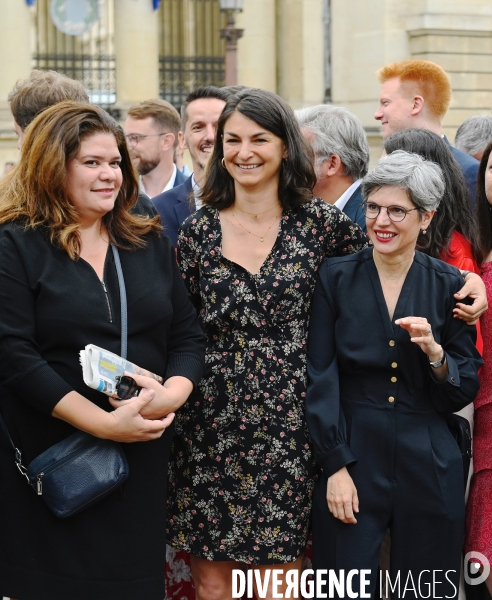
[429,352,446,368]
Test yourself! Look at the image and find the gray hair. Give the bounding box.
[295,104,370,181]
[362,150,445,211]
[455,115,492,158]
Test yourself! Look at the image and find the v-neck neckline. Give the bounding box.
[366,252,417,339]
[215,208,285,277]
[78,244,111,284]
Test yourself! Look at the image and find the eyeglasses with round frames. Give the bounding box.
[361,201,421,223]
[125,133,166,147]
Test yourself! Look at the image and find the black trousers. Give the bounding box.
[312,410,465,600]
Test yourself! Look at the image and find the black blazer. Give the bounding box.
[145,168,187,201]
[133,193,158,217]
[173,167,188,189]
[152,176,195,247]
[443,136,479,207]
[341,184,366,232]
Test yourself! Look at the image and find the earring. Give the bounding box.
[221,158,226,169]
[421,229,427,234]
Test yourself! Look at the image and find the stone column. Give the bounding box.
[331,0,387,162]
[114,0,160,115]
[406,12,492,141]
[331,0,492,164]
[0,0,32,166]
[276,0,325,108]
[220,11,244,86]
[236,0,277,92]
[0,1,32,103]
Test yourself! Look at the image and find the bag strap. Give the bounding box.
[111,244,127,360]
[0,245,128,480]
[0,413,17,454]
[0,413,29,481]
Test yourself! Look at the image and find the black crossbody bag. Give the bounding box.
[0,245,130,518]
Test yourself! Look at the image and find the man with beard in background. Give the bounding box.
[124,98,187,199]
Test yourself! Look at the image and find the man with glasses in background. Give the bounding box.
[124,99,187,199]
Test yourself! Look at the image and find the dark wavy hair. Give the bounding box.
[0,101,161,259]
[475,140,492,265]
[199,88,316,210]
[384,128,479,262]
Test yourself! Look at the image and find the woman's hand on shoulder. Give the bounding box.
[454,272,487,325]
[326,466,359,524]
[108,372,193,420]
[106,389,174,442]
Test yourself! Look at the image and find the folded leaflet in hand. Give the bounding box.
[79,344,163,395]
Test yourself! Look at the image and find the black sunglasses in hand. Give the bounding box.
[115,375,142,400]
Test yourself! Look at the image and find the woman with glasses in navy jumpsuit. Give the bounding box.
[307,151,482,600]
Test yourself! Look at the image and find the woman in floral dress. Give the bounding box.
[166,88,368,599]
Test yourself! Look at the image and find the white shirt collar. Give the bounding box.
[139,164,177,197]
[192,174,202,209]
[334,179,363,212]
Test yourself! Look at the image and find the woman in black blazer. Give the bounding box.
[306,150,482,599]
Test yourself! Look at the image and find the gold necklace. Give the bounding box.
[235,203,279,218]
[232,211,281,242]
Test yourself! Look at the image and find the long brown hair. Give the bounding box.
[0,101,161,259]
[476,141,492,265]
[384,129,479,263]
[200,88,316,210]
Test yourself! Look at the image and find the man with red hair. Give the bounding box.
[375,59,479,202]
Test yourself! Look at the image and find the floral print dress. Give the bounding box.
[167,197,368,564]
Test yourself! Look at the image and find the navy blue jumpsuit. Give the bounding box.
[306,248,482,599]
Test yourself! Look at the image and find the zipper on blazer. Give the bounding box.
[101,280,113,323]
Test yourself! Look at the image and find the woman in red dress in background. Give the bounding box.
[466,140,492,592]
[383,130,480,268]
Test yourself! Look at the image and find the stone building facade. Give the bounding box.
[1,0,491,168]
